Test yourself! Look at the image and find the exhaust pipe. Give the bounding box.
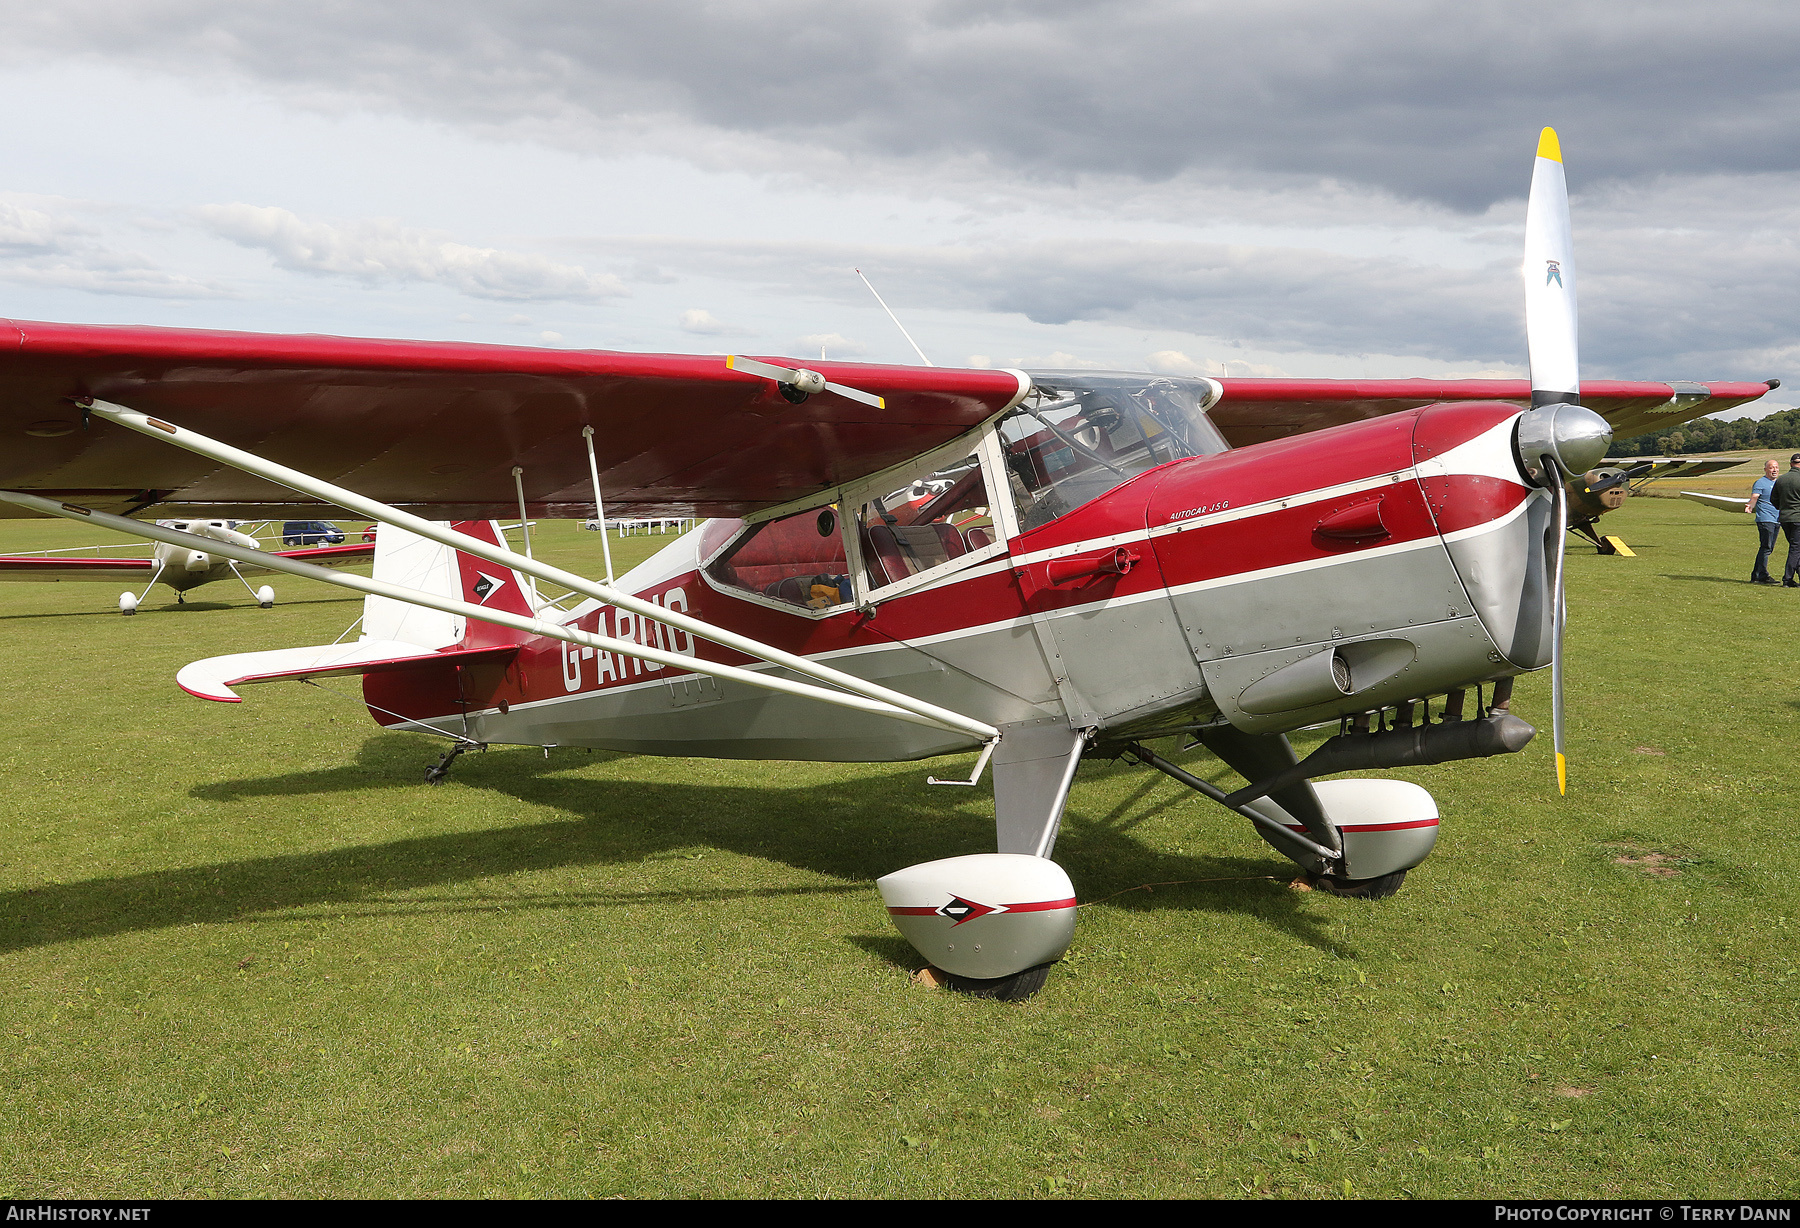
[1224,711,1536,807]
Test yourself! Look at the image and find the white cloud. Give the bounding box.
[797,332,862,359]
[1147,350,1224,378]
[538,330,564,343]
[1027,350,1106,370]
[0,199,79,254]
[0,194,235,299]
[1147,350,1290,379]
[195,204,628,301]
[678,307,751,335]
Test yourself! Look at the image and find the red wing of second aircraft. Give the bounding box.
[0,319,1771,521]
[0,540,375,582]
[0,555,155,581]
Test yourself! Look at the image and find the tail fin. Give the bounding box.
[364,520,535,650]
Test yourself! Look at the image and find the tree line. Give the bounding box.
[1613,407,1800,456]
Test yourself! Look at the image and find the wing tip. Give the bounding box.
[1556,752,1567,795]
[1537,127,1562,163]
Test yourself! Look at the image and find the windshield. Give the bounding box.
[999,371,1228,532]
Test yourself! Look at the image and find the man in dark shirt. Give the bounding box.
[1773,454,1800,586]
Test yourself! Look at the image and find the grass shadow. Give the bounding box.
[1655,574,1766,585]
[3,736,1343,957]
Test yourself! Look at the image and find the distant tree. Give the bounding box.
[1613,408,1800,456]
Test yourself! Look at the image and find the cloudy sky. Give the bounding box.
[1,1,1795,406]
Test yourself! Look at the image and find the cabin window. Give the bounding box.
[854,455,998,591]
[705,506,853,611]
[999,372,1228,532]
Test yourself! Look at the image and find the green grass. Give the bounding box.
[0,508,1794,1198]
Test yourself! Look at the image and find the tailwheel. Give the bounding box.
[942,962,1055,1002]
[424,746,466,785]
[1307,869,1408,900]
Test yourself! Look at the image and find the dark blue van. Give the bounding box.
[282,521,345,547]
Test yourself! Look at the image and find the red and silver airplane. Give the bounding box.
[0,131,1774,998]
[0,518,374,612]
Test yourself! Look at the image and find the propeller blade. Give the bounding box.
[1516,127,1605,797]
[1547,459,1570,795]
[725,355,886,409]
[1525,127,1579,407]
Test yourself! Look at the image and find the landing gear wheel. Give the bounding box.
[942,962,1054,1002]
[1308,869,1407,899]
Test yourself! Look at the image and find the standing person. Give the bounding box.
[1747,459,1782,584]
[1775,454,1800,586]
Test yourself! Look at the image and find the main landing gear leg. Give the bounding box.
[877,720,1087,1002]
[1197,726,1344,878]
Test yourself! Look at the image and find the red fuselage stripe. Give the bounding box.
[1282,819,1440,833]
[886,897,1079,916]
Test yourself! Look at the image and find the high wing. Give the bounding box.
[0,319,1770,522]
[0,555,153,582]
[1208,378,1773,449]
[0,319,1029,521]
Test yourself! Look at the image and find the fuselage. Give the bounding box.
[362,380,1551,764]
[148,519,264,592]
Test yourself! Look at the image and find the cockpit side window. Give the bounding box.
[705,506,852,611]
[1000,372,1228,532]
[854,455,996,591]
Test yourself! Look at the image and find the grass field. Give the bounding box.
[0,501,1795,1199]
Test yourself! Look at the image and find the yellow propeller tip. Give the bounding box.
[1537,128,1563,163]
[1556,752,1567,795]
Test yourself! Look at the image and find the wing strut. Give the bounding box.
[30,399,1003,745]
[0,490,993,740]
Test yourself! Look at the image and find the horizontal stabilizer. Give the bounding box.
[177,639,518,703]
[1679,490,1748,513]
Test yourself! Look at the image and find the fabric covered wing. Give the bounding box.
[0,319,1028,521]
[1603,457,1749,482]
[0,555,153,581]
[1208,377,1774,449]
[235,541,378,576]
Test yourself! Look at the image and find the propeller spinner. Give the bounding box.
[1514,128,1613,795]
